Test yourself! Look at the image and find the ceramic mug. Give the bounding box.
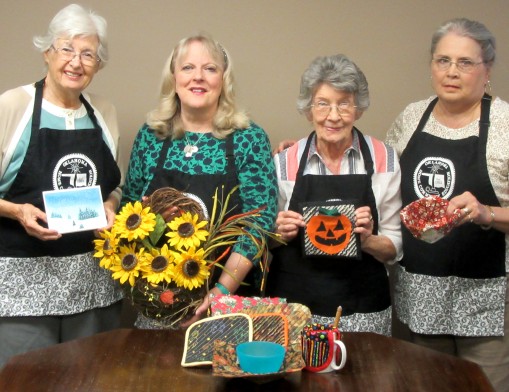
[301,323,347,373]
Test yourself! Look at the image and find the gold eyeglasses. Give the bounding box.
[51,45,100,66]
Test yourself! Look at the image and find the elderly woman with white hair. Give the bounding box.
[266,54,402,336]
[0,4,123,366]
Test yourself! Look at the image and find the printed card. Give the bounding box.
[43,186,106,234]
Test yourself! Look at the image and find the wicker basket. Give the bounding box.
[142,187,207,223]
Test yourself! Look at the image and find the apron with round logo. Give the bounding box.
[0,79,121,257]
[400,95,504,279]
[397,94,506,335]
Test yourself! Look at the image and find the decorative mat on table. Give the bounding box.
[251,313,288,347]
[210,295,312,346]
[210,295,286,315]
[181,313,252,367]
[181,295,311,380]
[212,340,304,382]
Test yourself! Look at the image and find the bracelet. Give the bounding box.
[480,205,495,230]
[214,282,230,295]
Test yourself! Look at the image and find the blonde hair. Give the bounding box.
[147,34,249,139]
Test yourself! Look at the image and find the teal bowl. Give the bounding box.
[236,341,286,374]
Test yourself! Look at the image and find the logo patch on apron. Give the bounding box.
[413,156,455,199]
[52,153,97,189]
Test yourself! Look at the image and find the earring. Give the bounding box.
[485,80,492,95]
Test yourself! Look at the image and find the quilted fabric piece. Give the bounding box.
[209,295,311,346]
[301,202,360,259]
[181,313,253,367]
[400,196,462,243]
[251,313,288,347]
[210,295,286,316]
[244,303,311,346]
[212,340,304,381]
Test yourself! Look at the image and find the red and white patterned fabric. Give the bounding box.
[400,196,462,243]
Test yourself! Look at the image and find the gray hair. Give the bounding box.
[297,54,370,115]
[33,4,108,69]
[431,18,496,67]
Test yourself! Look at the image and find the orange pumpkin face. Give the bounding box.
[306,214,352,255]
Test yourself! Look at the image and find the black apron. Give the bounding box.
[0,79,121,257]
[399,94,505,279]
[266,129,391,317]
[145,133,258,295]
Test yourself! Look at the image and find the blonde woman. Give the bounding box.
[122,34,277,327]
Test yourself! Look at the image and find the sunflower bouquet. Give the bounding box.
[94,186,279,329]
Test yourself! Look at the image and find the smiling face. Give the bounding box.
[174,40,224,119]
[431,32,490,108]
[44,35,100,106]
[308,83,359,150]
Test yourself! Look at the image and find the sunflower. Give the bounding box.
[114,201,156,241]
[172,247,210,290]
[93,229,120,269]
[166,211,209,250]
[110,243,146,286]
[142,244,175,284]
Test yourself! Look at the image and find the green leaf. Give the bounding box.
[149,214,167,245]
[141,237,152,250]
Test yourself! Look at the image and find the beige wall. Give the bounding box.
[2,0,509,167]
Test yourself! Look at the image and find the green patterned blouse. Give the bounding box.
[122,122,277,264]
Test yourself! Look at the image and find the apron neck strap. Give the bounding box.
[31,78,101,132]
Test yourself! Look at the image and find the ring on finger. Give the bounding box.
[369,215,373,222]
[462,207,471,215]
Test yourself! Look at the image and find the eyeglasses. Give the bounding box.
[432,57,484,73]
[51,45,100,66]
[310,101,357,118]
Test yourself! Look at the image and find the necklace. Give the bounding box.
[183,132,207,158]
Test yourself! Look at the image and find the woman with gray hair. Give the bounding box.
[266,54,402,336]
[0,4,122,366]
[386,18,509,390]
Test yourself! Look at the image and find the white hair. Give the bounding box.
[33,4,108,69]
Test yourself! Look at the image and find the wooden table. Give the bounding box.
[0,329,493,392]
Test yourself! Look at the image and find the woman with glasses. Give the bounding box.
[266,54,402,335]
[386,18,509,389]
[0,4,122,366]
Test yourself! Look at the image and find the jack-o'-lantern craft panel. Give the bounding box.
[300,201,361,259]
